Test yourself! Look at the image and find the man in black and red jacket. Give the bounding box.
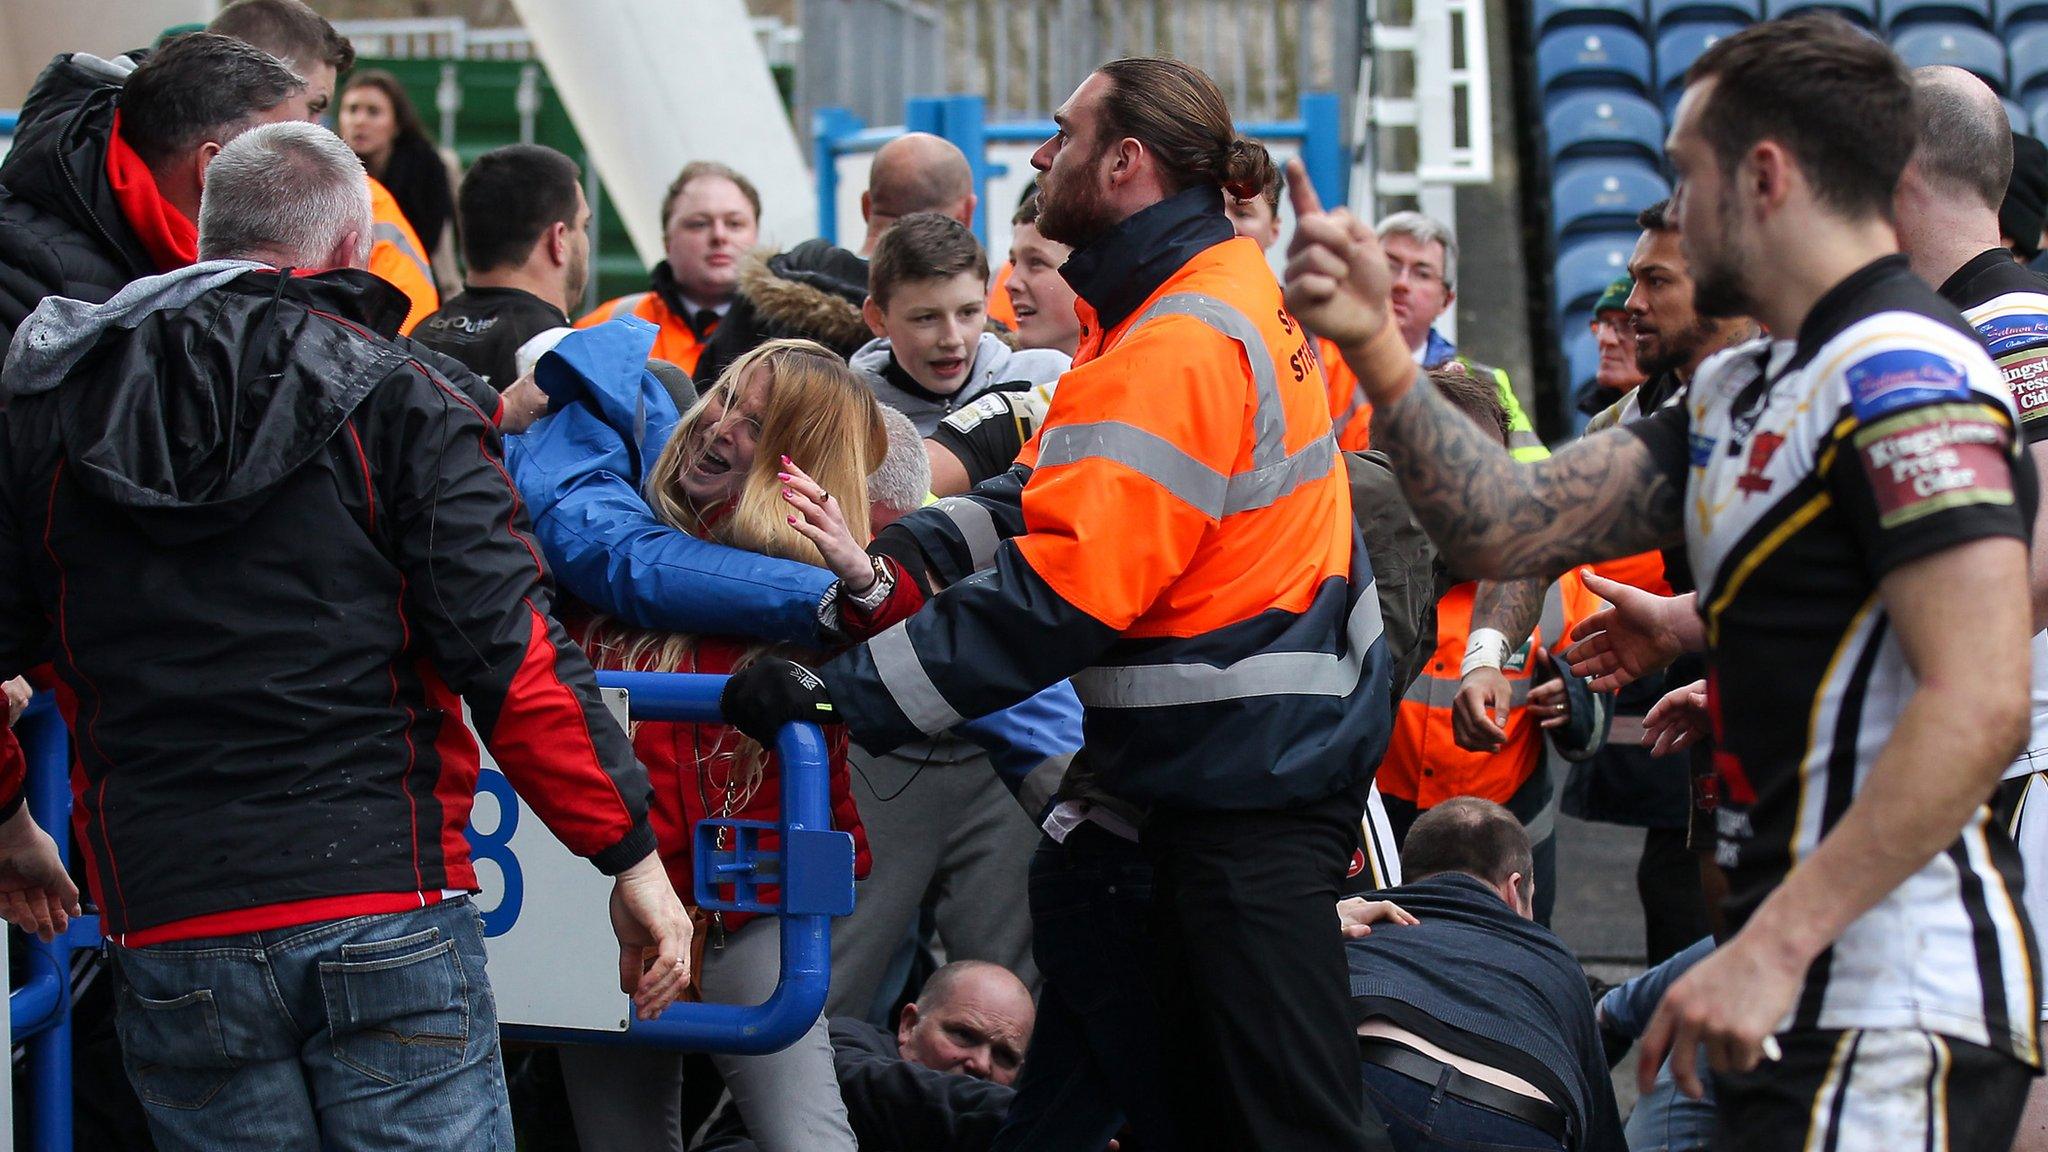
[0,120,691,1151]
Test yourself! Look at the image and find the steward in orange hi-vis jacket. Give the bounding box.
[722,59,1393,1152]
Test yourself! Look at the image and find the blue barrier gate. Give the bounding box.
[814,91,1347,248]
[5,672,852,1150]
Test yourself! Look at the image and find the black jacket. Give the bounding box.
[0,263,654,935]
[1347,874,1626,1152]
[698,1017,1016,1152]
[412,285,569,390]
[0,52,154,351]
[692,239,872,383]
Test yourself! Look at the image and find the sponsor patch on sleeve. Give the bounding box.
[940,392,1016,434]
[1996,344,2048,431]
[1688,431,1715,468]
[1843,348,1971,422]
[1851,402,2015,529]
[1977,312,2048,358]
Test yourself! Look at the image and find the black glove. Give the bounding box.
[720,658,838,745]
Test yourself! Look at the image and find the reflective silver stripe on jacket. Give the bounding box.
[372,222,433,282]
[1033,292,1336,519]
[870,623,965,734]
[931,496,1002,573]
[1071,583,1384,709]
[1402,672,1532,709]
[607,292,651,322]
[1017,752,1074,818]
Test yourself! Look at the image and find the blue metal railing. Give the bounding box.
[813,91,1348,248]
[6,672,852,1149]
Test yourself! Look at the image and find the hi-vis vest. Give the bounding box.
[867,234,1393,811]
[1316,338,1549,460]
[578,289,711,375]
[367,176,438,336]
[1379,573,1602,810]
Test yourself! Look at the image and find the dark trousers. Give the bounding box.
[1145,782,1392,1152]
[1359,1063,1565,1151]
[993,829,1166,1152]
[1638,827,1711,966]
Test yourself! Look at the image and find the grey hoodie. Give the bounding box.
[849,331,1068,436]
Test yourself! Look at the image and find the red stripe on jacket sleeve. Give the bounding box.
[482,602,652,870]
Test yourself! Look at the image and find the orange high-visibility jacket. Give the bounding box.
[1320,336,1374,451]
[367,176,438,336]
[822,189,1390,809]
[1378,572,1604,809]
[579,283,712,375]
[987,260,1017,329]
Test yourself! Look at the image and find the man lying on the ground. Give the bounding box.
[696,961,1069,1152]
[1340,798,1625,1152]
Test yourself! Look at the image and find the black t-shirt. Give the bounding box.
[1623,256,2039,1058]
[927,387,1053,488]
[411,286,569,391]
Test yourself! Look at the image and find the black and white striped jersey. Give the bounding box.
[1940,248,2048,781]
[1629,256,2041,1063]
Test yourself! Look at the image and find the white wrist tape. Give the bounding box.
[1461,628,1512,678]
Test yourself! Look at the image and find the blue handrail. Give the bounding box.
[813,92,1349,247]
[7,672,851,1148]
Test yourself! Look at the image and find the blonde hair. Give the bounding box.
[580,339,888,798]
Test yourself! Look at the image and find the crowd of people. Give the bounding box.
[0,2,2046,1151]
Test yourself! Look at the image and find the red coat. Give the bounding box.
[581,562,923,932]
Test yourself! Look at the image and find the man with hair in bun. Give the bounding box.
[727,56,1392,1152]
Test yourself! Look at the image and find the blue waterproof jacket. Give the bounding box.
[506,321,1084,815]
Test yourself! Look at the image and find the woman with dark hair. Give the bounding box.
[338,69,454,259]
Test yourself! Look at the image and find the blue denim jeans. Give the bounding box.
[991,829,1167,1152]
[110,896,513,1152]
[1359,1062,1566,1152]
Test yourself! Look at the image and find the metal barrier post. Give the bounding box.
[813,106,864,246]
[1297,92,1348,212]
[10,697,71,1152]
[939,95,991,246]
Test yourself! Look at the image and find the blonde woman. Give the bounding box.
[557,340,921,1152]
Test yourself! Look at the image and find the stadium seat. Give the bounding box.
[2034,100,2048,142]
[2001,0,2048,30]
[1890,24,2008,92]
[1535,0,1649,34]
[1553,164,1669,244]
[2017,26,2048,97]
[1554,234,1638,319]
[1538,28,1656,97]
[2008,96,2031,128]
[1763,0,1879,24]
[1655,23,1744,105]
[1564,327,1601,398]
[1881,0,1994,28]
[1545,91,1667,165]
[1649,0,1762,26]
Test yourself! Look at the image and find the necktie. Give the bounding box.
[691,309,719,340]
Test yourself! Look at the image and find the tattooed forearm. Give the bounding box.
[1471,576,1550,650]
[1373,373,1685,579]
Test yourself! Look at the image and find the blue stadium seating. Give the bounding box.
[1997,0,2048,31]
[1552,165,1669,244]
[1882,0,1994,28]
[1535,0,1649,33]
[1538,28,1655,97]
[1545,91,1667,165]
[1649,0,1762,25]
[1655,23,1743,106]
[1564,327,1602,398]
[2007,96,2032,129]
[1554,234,1640,319]
[1891,24,2008,91]
[1763,0,1879,24]
[2016,26,2048,97]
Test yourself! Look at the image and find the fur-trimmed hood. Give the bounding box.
[692,239,874,383]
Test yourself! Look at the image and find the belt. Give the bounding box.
[1357,1036,1568,1143]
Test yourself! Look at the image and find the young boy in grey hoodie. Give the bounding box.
[850,212,1069,436]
